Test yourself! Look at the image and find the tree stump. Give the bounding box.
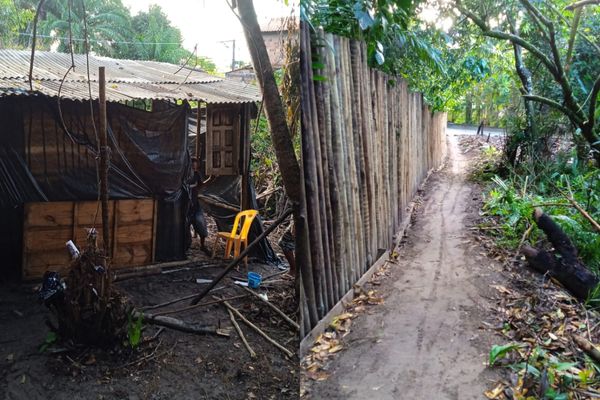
[521,208,599,300]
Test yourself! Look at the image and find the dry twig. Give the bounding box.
[227,308,256,358]
[217,297,294,358]
[239,286,299,331]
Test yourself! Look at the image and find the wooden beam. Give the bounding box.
[195,106,202,160]
[98,66,110,261]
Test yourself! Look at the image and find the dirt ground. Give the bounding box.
[0,234,298,400]
[304,130,508,399]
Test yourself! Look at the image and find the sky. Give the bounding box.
[121,0,296,72]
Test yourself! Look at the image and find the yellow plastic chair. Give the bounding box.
[212,209,259,268]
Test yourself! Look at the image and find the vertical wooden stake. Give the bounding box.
[241,105,251,210]
[98,66,110,263]
[195,105,202,161]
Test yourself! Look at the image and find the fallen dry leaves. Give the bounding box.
[483,273,600,399]
[300,259,392,396]
[475,221,600,397]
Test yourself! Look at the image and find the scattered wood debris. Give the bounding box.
[471,198,600,399]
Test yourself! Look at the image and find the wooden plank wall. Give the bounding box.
[300,28,448,337]
[22,198,156,280]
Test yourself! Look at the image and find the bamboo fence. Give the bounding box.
[299,26,448,337]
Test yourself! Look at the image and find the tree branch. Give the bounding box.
[522,94,584,124]
[519,0,552,27]
[519,0,585,124]
[588,74,600,130]
[565,0,600,10]
[517,0,549,39]
[546,2,600,56]
[455,1,557,76]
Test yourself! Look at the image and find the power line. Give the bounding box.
[17,32,182,46]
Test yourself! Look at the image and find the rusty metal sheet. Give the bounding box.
[0,50,260,104]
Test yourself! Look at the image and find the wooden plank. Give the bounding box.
[23,226,71,252]
[76,200,112,225]
[22,198,158,280]
[151,198,157,263]
[116,199,154,224]
[71,201,78,240]
[24,201,73,228]
[115,223,153,244]
[113,243,152,266]
[25,250,70,270]
[112,200,119,259]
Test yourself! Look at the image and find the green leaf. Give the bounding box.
[510,362,541,377]
[353,3,374,30]
[553,361,578,372]
[39,331,58,353]
[489,343,520,366]
[374,49,385,65]
[128,312,144,349]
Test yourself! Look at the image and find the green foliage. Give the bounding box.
[469,143,502,182]
[305,0,456,109]
[127,4,187,63]
[39,331,58,353]
[489,342,521,366]
[0,0,34,48]
[186,55,218,75]
[483,175,540,247]
[501,345,598,398]
[127,312,143,349]
[482,156,600,273]
[459,0,600,165]
[0,0,217,68]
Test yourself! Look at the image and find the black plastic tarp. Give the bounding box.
[0,96,279,279]
[0,96,190,277]
[198,176,280,264]
[190,115,279,265]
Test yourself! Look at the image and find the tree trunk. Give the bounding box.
[236,1,317,325]
[522,208,599,300]
[465,91,473,125]
[510,26,538,149]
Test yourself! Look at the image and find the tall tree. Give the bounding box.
[38,0,132,56]
[0,0,34,48]
[235,0,318,327]
[456,0,600,164]
[129,5,187,63]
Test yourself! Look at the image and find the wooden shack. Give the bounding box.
[0,50,260,280]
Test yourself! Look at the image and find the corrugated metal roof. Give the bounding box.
[259,17,297,32]
[0,49,261,104]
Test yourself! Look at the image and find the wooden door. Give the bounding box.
[206,105,241,176]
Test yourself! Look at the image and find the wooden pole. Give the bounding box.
[195,105,202,160]
[134,312,228,337]
[299,21,320,328]
[98,66,110,261]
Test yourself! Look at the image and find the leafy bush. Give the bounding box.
[127,312,143,350]
[482,163,600,273]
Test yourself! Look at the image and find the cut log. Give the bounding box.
[521,208,599,300]
[573,334,600,363]
[134,312,229,337]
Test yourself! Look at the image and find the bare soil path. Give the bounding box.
[306,130,505,399]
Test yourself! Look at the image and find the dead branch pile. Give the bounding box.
[43,232,129,346]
